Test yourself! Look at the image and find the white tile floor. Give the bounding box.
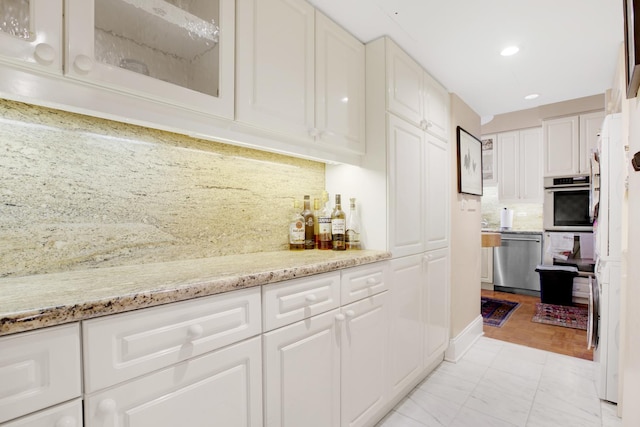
[376,337,622,427]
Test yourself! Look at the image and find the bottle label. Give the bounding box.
[290,221,305,244]
[318,217,332,235]
[331,218,345,234]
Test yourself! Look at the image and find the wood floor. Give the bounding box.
[481,289,593,361]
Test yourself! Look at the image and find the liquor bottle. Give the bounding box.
[289,200,305,250]
[313,197,321,248]
[302,195,315,249]
[331,194,346,251]
[318,190,333,250]
[346,197,362,250]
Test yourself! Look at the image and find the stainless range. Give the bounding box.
[493,231,543,295]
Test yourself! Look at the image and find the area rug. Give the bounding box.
[481,297,520,327]
[531,303,588,330]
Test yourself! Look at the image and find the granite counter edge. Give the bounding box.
[0,251,391,337]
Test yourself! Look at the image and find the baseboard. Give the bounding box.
[444,315,484,362]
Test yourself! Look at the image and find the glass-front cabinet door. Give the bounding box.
[65,0,234,118]
[0,0,62,72]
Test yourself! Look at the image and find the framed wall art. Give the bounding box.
[625,0,640,98]
[457,126,483,196]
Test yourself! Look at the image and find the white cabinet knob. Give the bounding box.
[305,294,318,303]
[187,324,204,340]
[55,416,77,427]
[366,277,377,285]
[345,310,356,318]
[98,398,117,415]
[425,121,433,128]
[34,43,55,64]
[308,128,319,138]
[73,54,94,73]
[335,313,346,321]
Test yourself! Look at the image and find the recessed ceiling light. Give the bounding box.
[524,93,539,100]
[500,46,519,56]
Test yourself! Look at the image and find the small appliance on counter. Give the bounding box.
[499,207,514,230]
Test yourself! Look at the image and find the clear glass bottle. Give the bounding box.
[331,194,346,251]
[318,190,333,250]
[346,197,361,250]
[302,195,315,249]
[289,200,305,250]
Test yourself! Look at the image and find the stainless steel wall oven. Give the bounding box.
[543,175,593,232]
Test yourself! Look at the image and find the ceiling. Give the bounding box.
[307,0,624,120]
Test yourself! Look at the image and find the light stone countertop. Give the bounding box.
[0,250,391,337]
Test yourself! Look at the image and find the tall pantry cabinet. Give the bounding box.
[327,36,451,411]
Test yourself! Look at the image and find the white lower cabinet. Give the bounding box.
[263,308,341,427]
[0,324,82,425]
[423,248,449,365]
[340,292,388,427]
[387,255,424,396]
[84,336,263,427]
[263,263,390,427]
[3,399,83,427]
[388,250,449,399]
[82,287,263,427]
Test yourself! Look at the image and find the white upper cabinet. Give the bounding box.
[0,0,62,73]
[315,12,366,154]
[497,127,543,203]
[236,0,365,155]
[65,0,235,118]
[543,111,604,176]
[385,38,449,141]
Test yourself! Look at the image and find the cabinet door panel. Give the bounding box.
[0,324,81,424]
[425,135,449,250]
[388,114,425,256]
[387,255,424,396]
[83,287,261,392]
[579,111,605,174]
[263,309,340,427]
[236,0,315,137]
[3,399,82,427]
[341,292,388,427]
[519,127,543,202]
[423,72,449,141]
[497,131,520,201]
[423,249,449,364]
[340,262,388,305]
[65,0,235,118]
[315,12,365,154]
[385,40,423,126]
[0,0,62,72]
[543,116,579,176]
[85,336,263,427]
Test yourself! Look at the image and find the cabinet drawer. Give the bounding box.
[0,324,81,424]
[341,262,389,304]
[3,399,82,427]
[84,336,263,427]
[83,287,261,392]
[263,272,340,332]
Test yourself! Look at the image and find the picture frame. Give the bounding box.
[481,134,497,185]
[624,0,640,98]
[457,126,483,196]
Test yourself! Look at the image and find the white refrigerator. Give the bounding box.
[592,113,623,403]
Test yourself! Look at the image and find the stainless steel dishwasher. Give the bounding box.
[493,232,543,295]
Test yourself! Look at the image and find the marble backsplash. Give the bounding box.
[481,185,543,230]
[0,99,325,278]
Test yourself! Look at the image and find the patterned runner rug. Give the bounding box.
[481,297,520,327]
[531,303,588,330]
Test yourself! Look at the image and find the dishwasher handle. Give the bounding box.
[500,235,542,243]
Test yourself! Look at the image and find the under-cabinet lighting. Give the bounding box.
[500,46,519,56]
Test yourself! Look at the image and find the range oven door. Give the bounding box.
[543,185,593,231]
